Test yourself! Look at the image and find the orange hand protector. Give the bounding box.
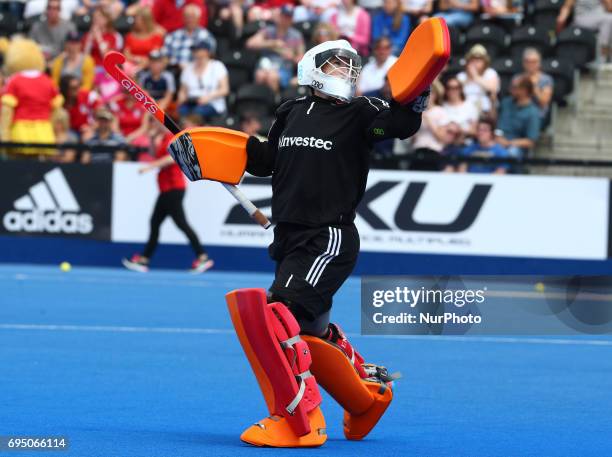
[387,17,451,104]
[170,127,249,185]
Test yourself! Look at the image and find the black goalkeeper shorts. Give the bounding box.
[268,222,359,320]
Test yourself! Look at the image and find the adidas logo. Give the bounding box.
[2,168,93,234]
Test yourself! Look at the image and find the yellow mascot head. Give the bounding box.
[3,37,46,75]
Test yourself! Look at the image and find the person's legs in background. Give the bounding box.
[435,10,474,28]
[165,189,214,272]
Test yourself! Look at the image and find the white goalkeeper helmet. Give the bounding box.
[297,40,362,103]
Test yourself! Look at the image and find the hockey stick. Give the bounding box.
[103,51,271,229]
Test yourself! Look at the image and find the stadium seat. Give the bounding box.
[542,57,575,103]
[216,37,232,59]
[209,114,240,129]
[294,20,318,43]
[555,26,597,68]
[73,13,92,33]
[114,15,135,35]
[464,23,507,59]
[209,17,236,41]
[234,83,278,116]
[22,13,42,33]
[226,68,252,91]
[280,85,309,102]
[448,26,465,56]
[239,20,268,46]
[259,116,275,135]
[443,56,466,78]
[0,12,22,36]
[533,0,563,33]
[510,25,553,60]
[491,56,522,96]
[220,49,259,90]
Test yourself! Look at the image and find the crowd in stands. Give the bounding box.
[0,0,606,172]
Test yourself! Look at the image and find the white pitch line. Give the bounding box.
[0,324,234,335]
[0,324,611,347]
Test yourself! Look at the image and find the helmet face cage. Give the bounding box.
[314,48,362,88]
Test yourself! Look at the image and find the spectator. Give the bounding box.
[372,0,411,56]
[248,0,298,22]
[240,112,264,138]
[435,0,479,28]
[357,37,398,95]
[29,0,78,60]
[247,6,305,93]
[402,0,433,24]
[457,44,500,114]
[557,0,612,64]
[83,108,127,163]
[24,0,79,20]
[109,91,149,144]
[162,3,217,69]
[330,0,371,56]
[440,121,466,169]
[82,6,124,68]
[0,0,26,19]
[124,6,165,75]
[51,31,96,91]
[441,76,479,138]
[60,74,101,138]
[139,50,176,111]
[409,80,451,170]
[208,0,244,40]
[310,22,340,46]
[153,0,208,33]
[76,0,125,18]
[457,117,510,173]
[482,0,518,16]
[515,47,553,119]
[177,40,230,119]
[496,75,541,157]
[52,108,79,163]
[126,0,155,16]
[294,0,338,22]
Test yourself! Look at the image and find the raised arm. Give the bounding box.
[363,92,428,143]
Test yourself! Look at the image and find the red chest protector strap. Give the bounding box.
[226,288,322,437]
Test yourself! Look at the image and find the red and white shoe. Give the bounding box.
[122,254,149,273]
[190,255,214,274]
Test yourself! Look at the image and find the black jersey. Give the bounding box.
[246,94,422,227]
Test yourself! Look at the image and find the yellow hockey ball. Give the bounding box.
[60,262,72,272]
[534,282,545,293]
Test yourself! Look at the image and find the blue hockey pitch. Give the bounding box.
[1,264,611,457]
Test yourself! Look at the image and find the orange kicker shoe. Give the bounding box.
[343,380,393,440]
[240,406,327,448]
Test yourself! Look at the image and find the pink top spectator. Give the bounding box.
[330,3,371,56]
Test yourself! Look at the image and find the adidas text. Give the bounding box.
[3,210,93,234]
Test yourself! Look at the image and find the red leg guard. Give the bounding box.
[226,288,325,442]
